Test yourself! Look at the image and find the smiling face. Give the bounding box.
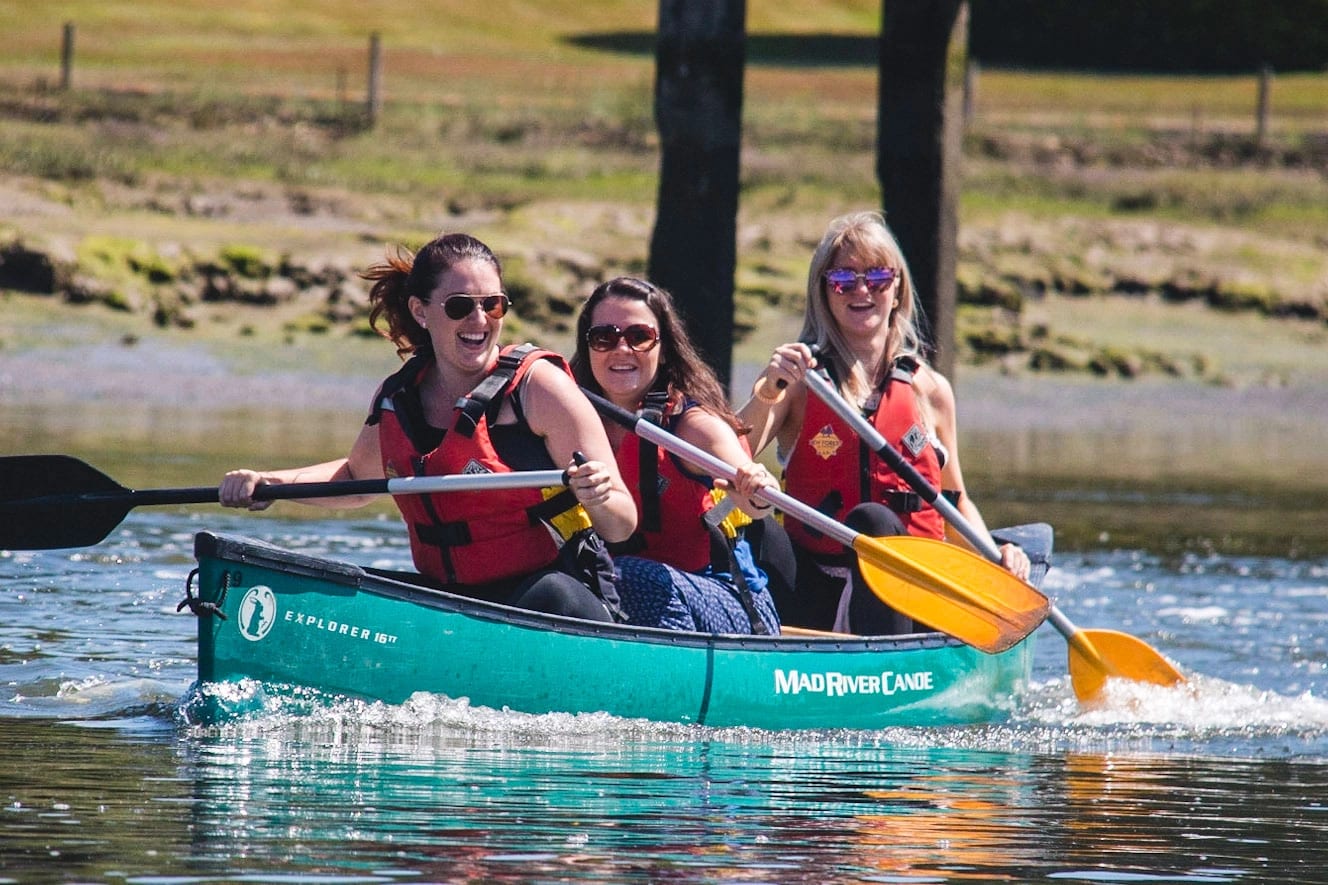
[410,258,504,379]
[586,296,662,409]
[823,243,900,345]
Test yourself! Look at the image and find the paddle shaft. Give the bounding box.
[803,368,1175,686]
[802,371,1002,559]
[0,454,571,551]
[28,470,571,509]
[581,390,856,548]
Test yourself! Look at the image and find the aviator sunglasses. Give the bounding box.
[586,323,660,353]
[441,293,511,321]
[822,266,898,296]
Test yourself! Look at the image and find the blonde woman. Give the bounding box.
[739,211,1029,633]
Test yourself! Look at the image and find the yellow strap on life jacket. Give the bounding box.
[543,485,595,540]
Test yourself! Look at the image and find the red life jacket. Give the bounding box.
[374,344,590,586]
[609,394,772,635]
[611,397,749,572]
[783,358,946,555]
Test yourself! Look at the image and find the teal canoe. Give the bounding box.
[187,529,1048,729]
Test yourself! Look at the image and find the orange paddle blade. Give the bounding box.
[1067,628,1187,701]
[852,535,1050,654]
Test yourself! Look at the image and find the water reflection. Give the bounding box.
[1054,752,1328,879]
[4,716,1326,883]
[5,392,1328,881]
[0,400,363,491]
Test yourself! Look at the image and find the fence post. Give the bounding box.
[1255,64,1272,151]
[60,21,75,90]
[366,33,382,128]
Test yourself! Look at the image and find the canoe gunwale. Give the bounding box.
[194,530,963,654]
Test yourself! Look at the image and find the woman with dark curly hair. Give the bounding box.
[220,232,636,621]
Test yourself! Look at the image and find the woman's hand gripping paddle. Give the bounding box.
[803,368,1184,701]
[582,389,1048,654]
[0,454,571,551]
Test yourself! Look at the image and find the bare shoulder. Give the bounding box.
[522,357,592,410]
[523,355,574,393]
[913,363,957,416]
[676,405,736,446]
[520,357,589,428]
[912,362,952,396]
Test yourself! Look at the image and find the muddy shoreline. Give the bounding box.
[6,330,1325,441]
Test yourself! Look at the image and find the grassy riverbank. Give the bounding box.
[3,2,1328,557]
[3,2,1326,381]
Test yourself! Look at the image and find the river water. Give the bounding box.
[3,385,1328,883]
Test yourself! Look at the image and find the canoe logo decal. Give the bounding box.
[237,585,278,642]
[809,425,842,460]
[774,668,935,698]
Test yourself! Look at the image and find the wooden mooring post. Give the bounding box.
[877,0,968,378]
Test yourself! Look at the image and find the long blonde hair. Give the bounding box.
[798,211,928,403]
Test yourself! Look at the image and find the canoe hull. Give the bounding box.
[191,531,1033,729]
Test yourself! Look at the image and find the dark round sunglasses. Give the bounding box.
[822,266,898,296]
[586,323,660,353]
[441,293,510,321]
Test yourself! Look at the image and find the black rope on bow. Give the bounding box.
[176,567,229,620]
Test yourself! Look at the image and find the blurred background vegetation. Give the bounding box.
[1,0,1325,386]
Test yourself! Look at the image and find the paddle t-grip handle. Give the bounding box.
[753,376,787,404]
[561,450,589,486]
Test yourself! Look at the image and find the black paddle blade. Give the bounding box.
[0,455,132,550]
[0,455,125,502]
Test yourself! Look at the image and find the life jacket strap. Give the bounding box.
[702,500,770,635]
[880,488,961,513]
[881,490,922,512]
[413,520,472,548]
[453,344,539,438]
[635,388,671,533]
[525,488,579,526]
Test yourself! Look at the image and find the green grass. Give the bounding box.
[976,69,1328,131]
[1024,293,1328,386]
[5,2,1324,216]
[3,0,1327,387]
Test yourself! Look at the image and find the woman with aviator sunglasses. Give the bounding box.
[220,233,637,622]
[738,211,1029,634]
[570,277,782,635]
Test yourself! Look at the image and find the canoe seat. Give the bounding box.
[779,625,858,639]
